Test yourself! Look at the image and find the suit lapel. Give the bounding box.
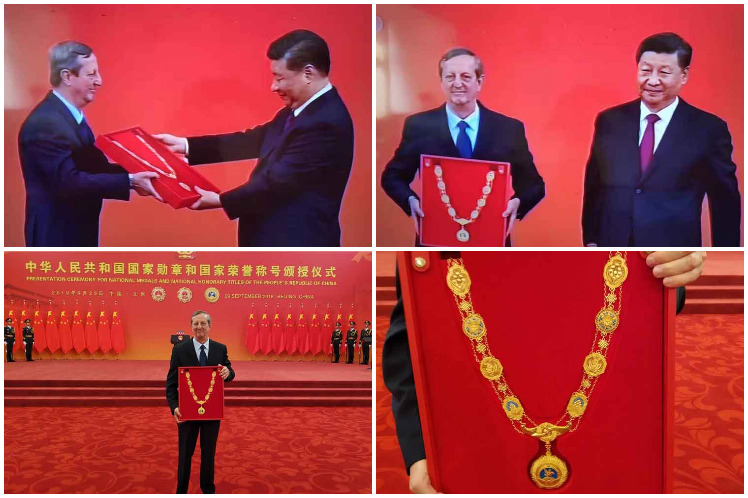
[46,92,85,146]
[616,100,642,185]
[471,102,491,158]
[206,341,218,366]
[640,99,688,184]
[188,339,200,366]
[436,104,460,157]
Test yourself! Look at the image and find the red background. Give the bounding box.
[5,4,372,247]
[398,251,669,492]
[4,251,372,360]
[376,4,744,246]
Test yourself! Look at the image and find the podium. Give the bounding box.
[178,366,224,421]
[397,251,675,493]
[95,127,220,209]
[419,155,511,246]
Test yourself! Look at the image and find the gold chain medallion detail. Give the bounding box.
[185,370,217,415]
[583,352,607,377]
[566,392,589,418]
[480,356,503,380]
[502,396,524,420]
[530,453,569,489]
[603,254,628,289]
[446,264,471,296]
[595,309,619,334]
[462,313,486,340]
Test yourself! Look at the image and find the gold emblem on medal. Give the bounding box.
[480,356,503,380]
[603,255,628,289]
[503,395,524,420]
[446,265,471,296]
[567,391,588,418]
[595,309,619,333]
[204,287,220,303]
[530,453,569,489]
[151,287,166,302]
[583,352,607,377]
[177,287,193,304]
[462,313,486,340]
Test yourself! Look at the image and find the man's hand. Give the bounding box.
[643,251,706,287]
[409,459,438,493]
[152,133,187,155]
[173,407,183,424]
[189,187,221,210]
[131,171,164,202]
[217,363,230,380]
[502,198,521,234]
[409,197,425,235]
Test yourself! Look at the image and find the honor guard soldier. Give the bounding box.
[4,318,16,362]
[331,322,343,363]
[360,320,372,365]
[345,321,357,364]
[22,319,35,361]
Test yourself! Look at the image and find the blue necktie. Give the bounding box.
[456,120,472,158]
[199,345,207,366]
[79,118,95,146]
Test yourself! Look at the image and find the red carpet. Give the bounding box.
[375,314,744,493]
[5,406,371,493]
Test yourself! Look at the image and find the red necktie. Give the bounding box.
[640,113,660,174]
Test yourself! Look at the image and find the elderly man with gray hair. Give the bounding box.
[18,40,161,247]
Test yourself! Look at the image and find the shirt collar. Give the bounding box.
[194,337,210,351]
[52,90,85,124]
[293,82,333,117]
[640,96,679,126]
[445,102,480,131]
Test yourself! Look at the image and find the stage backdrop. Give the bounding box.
[4,251,372,360]
[5,4,372,247]
[376,4,744,247]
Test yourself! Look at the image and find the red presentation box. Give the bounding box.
[178,366,224,421]
[95,127,220,209]
[419,155,511,247]
[398,251,675,493]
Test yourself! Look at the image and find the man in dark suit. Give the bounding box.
[155,30,354,247]
[166,310,235,494]
[18,41,161,247]
[582,32,741,247]
[381,48,545,245]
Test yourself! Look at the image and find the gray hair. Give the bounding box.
[191,310,211,326]
[49,40,93,87]
[438,47,484,79]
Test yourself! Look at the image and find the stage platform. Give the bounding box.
[5,360,372,407]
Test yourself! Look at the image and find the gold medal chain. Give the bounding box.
[185,370,217,413]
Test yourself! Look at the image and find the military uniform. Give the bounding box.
[22,321,35,361]
[345,326,357,364]
[360,322,372,365]
[330,326,343,363]
[4,321,16,362]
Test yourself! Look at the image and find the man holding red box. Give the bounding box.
[381,48,546,245]
[166,310,234,494]
[18,41,162,247]
[155,30,354,247]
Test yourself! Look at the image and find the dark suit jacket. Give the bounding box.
[381,102,545,222]
[165,338,236,415]
[18,91,130,247]
[582,98,741,247]
[187,87,354,247]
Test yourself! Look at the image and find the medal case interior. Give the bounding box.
[178,366,225,421]
[419,155,510,247]
[398,251,675,493]
[96,127,220,209]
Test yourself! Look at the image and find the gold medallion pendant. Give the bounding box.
[530,451,569,489]
[198,406,206,415]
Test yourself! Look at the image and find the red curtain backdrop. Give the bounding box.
[376,4,744,246]
[4,251,371,360]
[5,4,372,247]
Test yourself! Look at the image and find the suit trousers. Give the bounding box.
[177,420,221,493]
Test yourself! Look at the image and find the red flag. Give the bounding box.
[260,309,272,355]
[284,306,296,355]
[17,301,29,352]
[322,304,333,354]
[45,307,60,353]
[84,303,99,353]
[97,307,112,354]
[245,305,258,353]
[347,302,355,324]
[6,303,19,351]
[110,306,126,354]
[271,306,283,354]
[71,304,86,353]
[58,308,73,353]
[297,308,309,355]
[32,306,47,353]
[335,303,343,328]
[309,310,321,355]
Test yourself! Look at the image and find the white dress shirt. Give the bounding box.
[294,81,333,117]
[639,96,679,153]
[445,104,480,150]
[193,337,210,362]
